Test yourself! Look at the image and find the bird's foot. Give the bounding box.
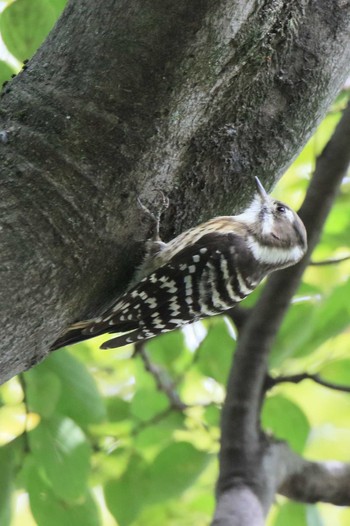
[137,190,169,242]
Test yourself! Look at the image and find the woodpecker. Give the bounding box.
[51,178,307,351]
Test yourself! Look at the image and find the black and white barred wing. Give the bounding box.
[98,232,253,348]
[52,232,254,350]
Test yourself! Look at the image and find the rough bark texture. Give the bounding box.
[1,1,350,524]
[0,1,350,384]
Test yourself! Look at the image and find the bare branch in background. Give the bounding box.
[310,255,350,266]
[136,343,187,411]
[266,373,350,394]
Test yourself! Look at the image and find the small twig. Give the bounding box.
[309,255,350,266]
[137,190,169,241]
[131,407,174,437]
[137,344,188,410]
[266,372,350,394]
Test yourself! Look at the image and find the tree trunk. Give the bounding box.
[0,0,349,385]
[213,100,350,524]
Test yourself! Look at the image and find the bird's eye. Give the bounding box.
[276,205,286,213]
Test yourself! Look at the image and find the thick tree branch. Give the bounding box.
[213,101,350,524]
[225,306,251,332]
[212,487,265,526]
[276,443,350,506]
[213,440,350,526]
[1,0,350,382]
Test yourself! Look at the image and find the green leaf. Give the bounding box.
[271,280,350,364]
[28,464,100,526]
[0,0,63,61]
[0,61,15,87]
[135,412,185,452]
[203,404,221,427]
[25,368,61,417]
[262,395,310,453]
[319,359,350,386]
[196,318,235,384]
[147,442,210,504]
[145,330,186,366]
[104,454,149,526]
[130,389,169,422]
[270,301,315,366]
[274,502,307,526]
[106,396,130,422]
[0,444,14,526]
[320,195,350,248]
[0,0,66,61]
[28,415,91,501]
[45,350,107,425]
[104,443,209,525]
[298,281,350,358]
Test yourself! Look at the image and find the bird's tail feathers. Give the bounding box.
[50,320,95,351]
[100,328,156,349]
[50,318,141,351]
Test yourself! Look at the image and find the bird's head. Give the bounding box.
[236,177,307,269]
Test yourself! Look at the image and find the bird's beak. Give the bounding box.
[255,177,268,201]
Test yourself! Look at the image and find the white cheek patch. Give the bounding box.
[248,237,304,265]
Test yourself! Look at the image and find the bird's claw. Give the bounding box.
[137,190,169,241]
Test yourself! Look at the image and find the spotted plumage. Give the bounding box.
[51,178,307,350]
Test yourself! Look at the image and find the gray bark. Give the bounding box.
[1,1,350,523]
[1,0,350,382]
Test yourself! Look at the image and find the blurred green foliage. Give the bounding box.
[0,1,349,525]
[0,0,65,63]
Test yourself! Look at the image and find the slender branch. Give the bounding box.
[137,344,187,411]
[310,255,350,266]
[266,372,350,394]
[131,407,174,437]
[214,100,350,520]
[311,375,350,393]
[137,343,221,411]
